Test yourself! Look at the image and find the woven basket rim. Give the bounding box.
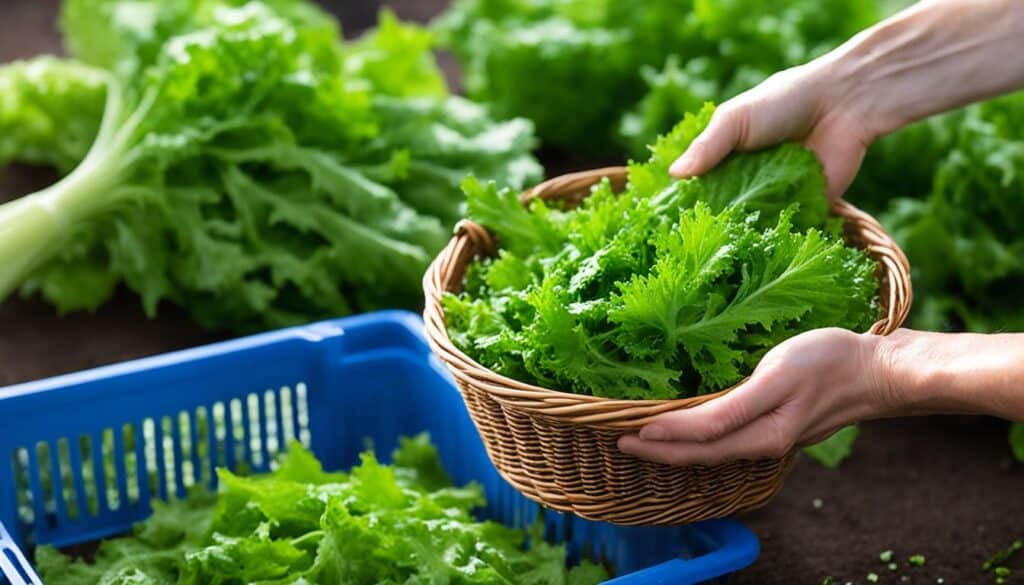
[423,165,913,428]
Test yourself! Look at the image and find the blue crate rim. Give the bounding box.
[0,311,426,401]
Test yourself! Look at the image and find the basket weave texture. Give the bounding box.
[423,166,912,526]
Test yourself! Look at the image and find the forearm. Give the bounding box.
[877,329,1024,422]
[822,0,1024,137]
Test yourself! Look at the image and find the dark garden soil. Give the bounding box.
[2,1,1022,584]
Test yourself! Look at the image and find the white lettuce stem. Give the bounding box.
[0,74,152,301]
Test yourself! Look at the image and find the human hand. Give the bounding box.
[668,61,879,200]
[669,0,1024,200]
[617,328,901,466]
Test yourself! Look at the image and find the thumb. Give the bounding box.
[638,367,788,443]
[803,123,869,199]
[669,105,747,178]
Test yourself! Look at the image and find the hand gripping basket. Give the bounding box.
[423,166,912,526]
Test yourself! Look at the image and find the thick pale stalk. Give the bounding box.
[0,73,142,301]
[0,197,67,299]
[0,154,122,299]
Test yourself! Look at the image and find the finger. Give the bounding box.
[669,105,745,178]
[803,125,868,200]
[619,413,794,466]
[638,367,788,442]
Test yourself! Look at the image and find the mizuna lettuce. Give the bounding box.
[0,0,541,332]
[37,435,607,584]
[444,105,879,399]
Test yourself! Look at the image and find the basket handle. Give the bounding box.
[520,166,628,207]
[438,167,628,293]
[829,198,912,335]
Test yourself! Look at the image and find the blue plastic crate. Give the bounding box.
[0,311,758,584]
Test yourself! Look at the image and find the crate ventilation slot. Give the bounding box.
[10,383,310,532]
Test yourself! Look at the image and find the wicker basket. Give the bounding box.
[423,166,912,526]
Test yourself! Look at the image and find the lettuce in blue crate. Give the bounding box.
[0,0,541,332]
[444,104,879,399]
[36,434,607,584]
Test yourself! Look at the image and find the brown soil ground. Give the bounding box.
[2,2,1022,584]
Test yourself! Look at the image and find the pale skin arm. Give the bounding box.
[619,0,1024,466]
[620,329,1024,466]
[668,0,1024,199]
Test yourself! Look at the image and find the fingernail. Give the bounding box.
[640,424,666,440]
[668,154,694,177]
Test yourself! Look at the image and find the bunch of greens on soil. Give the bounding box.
[0,0,541,332]
[436,0,882,155]
[36,435,607,585]
[984,539,1022,584]
[802,425,860,468]
[1011,423,1024,463]
[443,105,879,399]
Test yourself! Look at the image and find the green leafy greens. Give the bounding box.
[444,105,879,399]
[802,426,861,469]
[1012,423,1024,463]
[436,0,882,155]
[877,92,1024,334]
[36,435,607,585]
[0,0,541,332]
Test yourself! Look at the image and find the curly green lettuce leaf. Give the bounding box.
[625,103,829,231]
[0,57,108,173]
[61,0,341,81]
[438,0,883,154]
[879,92,1024,333]
[611,205,864,391]
[1011,423,1024,463]
[848,110,964,213]
[35,492,216,585]
[618,56,719,157]
[39,437,607,585]
[342,9,446,99]
[463,176,567,257]
[2,0,541,332]
[447,107,879,398]
[437,9,638,152]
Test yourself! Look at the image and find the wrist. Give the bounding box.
[814,19,913,140]
[870,329,1024,418]
[867,329,948,417]
[820,0,1024,140]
